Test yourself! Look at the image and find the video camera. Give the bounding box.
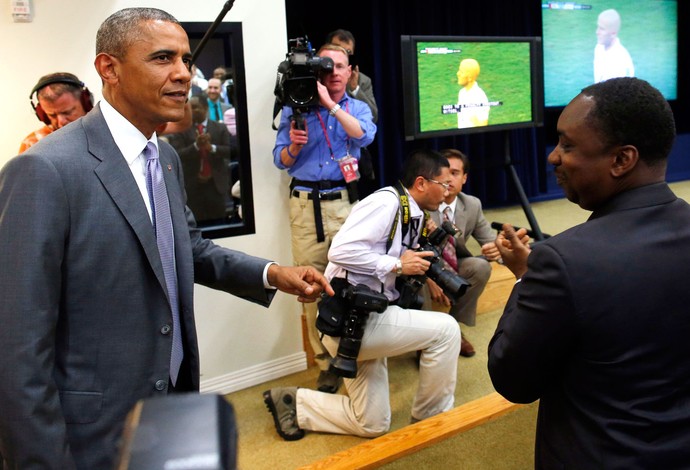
[317,279,388,378]
[396,221,470,310]
[274,37,334,129]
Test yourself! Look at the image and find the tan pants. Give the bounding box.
[289,190,354,370]
[422,256,491,326]
[296,306,460,436]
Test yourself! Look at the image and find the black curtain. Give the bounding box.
[285,0,689,208]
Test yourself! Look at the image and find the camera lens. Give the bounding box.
[284,77,318,106]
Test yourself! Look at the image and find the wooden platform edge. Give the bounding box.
[298,392,522,470]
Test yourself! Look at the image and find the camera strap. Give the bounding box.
[385,181,429,253]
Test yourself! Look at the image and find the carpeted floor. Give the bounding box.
[224,181,690,469]
[226,308,531,470]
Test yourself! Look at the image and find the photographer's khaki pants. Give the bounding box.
[289,190,354,371]
[295,306,460,437]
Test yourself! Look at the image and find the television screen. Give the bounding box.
[400,36,544,140]
[542,0,677,108]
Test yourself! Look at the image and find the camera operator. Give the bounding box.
[273,44,377,394]
[264,149,460,440]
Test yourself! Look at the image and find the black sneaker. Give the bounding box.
[316,370,343,394]
[263,387,304,441]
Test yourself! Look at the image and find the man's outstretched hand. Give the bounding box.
[267,265,335,303]
[495,224,531,279]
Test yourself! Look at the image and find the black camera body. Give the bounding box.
[274,37,334,113]
[317,279,388,378]
[396,221,470,310]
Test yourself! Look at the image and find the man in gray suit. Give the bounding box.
[0,8,332,470]
[424,149,508,357]
[489,78,689,468]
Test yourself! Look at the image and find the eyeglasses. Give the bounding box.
[424,177,450,190]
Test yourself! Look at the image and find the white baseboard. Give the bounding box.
[200,352,308,395]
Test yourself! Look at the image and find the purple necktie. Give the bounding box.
[145,142,183,385]
[441,206,459,272]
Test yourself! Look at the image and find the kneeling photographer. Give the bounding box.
[264,149,461,441]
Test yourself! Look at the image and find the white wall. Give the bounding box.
[0,0,304,391]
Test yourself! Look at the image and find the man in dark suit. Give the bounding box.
[167,94,234,222]
[0,8,332,470]
[488,77,689,468]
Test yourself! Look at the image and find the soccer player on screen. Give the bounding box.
[456,58,489,128]
[593,9,634,83]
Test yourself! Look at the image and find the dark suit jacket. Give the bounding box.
[488,183,690,469]
[0,105,273,470]
[430,192,495,259]
[167,119,235,195]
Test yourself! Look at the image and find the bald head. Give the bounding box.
[457,58,480,87]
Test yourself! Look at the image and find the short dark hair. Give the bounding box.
[401,149,449,187]
[34,73,84,104]
[191,93,210,110]
[580,77,675,166]
[96,8,180,58]
[439,148,470,174]
[325,29,355,48]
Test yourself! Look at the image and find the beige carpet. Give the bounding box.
[225,181,690,470]
[226,308,534,470]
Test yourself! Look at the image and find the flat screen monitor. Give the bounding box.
[542,0,677,107]
[400,35,544,140]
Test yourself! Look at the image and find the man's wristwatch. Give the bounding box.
[329,103,341,116]
[395,259,403,276]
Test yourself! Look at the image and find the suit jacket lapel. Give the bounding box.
[453,195,473,258]
[84,106,169,294]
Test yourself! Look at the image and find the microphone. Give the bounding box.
[490,222,551,241]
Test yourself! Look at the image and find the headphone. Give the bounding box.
[29,73,94,125]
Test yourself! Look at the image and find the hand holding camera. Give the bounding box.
[396,221,470,310]
[397,249,434,276]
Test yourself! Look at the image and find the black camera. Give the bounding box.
[317,279,388,378]
[396,221,470,310]
[274,37,334,114]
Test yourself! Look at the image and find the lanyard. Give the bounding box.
[315,101,350,160]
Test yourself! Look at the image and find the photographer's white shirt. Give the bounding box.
[324,186,423,302]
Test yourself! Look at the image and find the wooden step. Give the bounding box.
[477,262,515,315]
[298,392,521,470]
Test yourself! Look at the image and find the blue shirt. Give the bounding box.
[272,94,376,184]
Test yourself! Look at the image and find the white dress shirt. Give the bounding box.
[100,99,157,223]
[324,186,423,301]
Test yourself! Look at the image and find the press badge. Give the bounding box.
[338,155,360,183]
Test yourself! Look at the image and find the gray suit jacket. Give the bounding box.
[430,192,495,259]
[348,71,378,123]
[0,105,274,469]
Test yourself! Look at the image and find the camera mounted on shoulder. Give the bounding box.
[272,36,334,131]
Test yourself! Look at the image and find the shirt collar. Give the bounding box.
[100,99,157,164]
[439,200,456,217]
